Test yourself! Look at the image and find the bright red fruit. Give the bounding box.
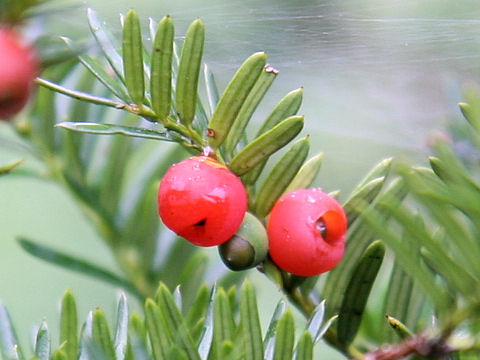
[0,28,39,119]
[267,188,347,276]
[158,156,248,247]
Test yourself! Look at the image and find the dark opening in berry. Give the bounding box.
[316,218,328,239]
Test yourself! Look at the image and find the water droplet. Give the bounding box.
[307,195,316,203]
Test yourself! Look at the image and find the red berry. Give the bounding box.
[158,156,248,247]
[0,28,39,120]
[267,188,347,276]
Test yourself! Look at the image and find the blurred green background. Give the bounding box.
[1,0,480,358]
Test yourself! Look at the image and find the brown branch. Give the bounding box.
[361,334,454,360]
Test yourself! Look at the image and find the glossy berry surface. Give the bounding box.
[267,188,347,276]
[158,156,248,247]
[0,28,39,119]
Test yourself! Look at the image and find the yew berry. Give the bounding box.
[158,156,248,247]
[0,28,39,119]
[267,188,347,276]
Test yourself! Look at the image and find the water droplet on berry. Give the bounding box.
[307,195,316,203]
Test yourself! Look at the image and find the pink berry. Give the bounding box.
[158,156,248,247]
[267,188,347,276]
[0,28,39,119]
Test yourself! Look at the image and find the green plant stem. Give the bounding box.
[286,288,314,316]
[164,117,206,152]
[36,77,125,109]
[36,77,208,153]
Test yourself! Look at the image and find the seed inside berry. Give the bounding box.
[316,218,328,239]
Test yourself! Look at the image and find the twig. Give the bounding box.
[361,334,454,360]
[36,77,125,108]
